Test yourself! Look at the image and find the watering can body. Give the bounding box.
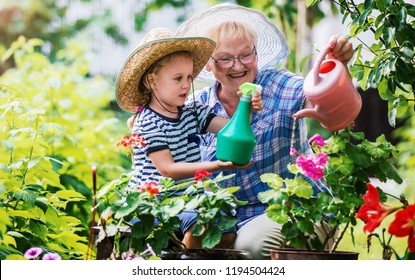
[293,47,362,132]
[216,82,260,165]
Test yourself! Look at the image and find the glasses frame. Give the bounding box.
[210,47,257,69]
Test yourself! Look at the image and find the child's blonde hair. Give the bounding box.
[127,51,193,129]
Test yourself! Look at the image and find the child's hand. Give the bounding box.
[216,160,254,170]
[250,91,262,112]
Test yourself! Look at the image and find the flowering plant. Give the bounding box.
[116,133,146,156]
[94,134,247,258]
[258,127,403,254]
[95,170,245,258]
[24,247,62,260]
[356,182,415,260]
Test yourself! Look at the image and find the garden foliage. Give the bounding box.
[0,36,128,259]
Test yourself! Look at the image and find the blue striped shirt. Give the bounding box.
[189,68,329,228]
[129,102,216,189]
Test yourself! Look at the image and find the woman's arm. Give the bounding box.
[149,149,253,181]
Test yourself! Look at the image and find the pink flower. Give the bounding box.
[24,247,43,259]
[42,252,62,260]
[296,153,327,180]
[290,147,298,155]
[308,133,325,147]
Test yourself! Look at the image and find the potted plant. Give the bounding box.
[92,134,251,260]
[258,126,403,259]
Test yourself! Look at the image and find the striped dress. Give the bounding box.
[128,102,216,192]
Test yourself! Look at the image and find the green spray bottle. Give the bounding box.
[216,82,262,165]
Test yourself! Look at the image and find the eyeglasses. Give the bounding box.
[211,47,257,69]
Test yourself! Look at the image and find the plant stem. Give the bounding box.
[330,221,349,253]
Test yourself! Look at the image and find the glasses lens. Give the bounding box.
[217,59,233,68]
[213,47,256,69]
[239,50,256,64]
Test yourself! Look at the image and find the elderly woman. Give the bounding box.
[176,3,354,259]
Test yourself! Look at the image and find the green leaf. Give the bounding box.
[306,0,319,7]
[163,197,185,218]
[388,106,397,127]
[266,205,289,224]
[286,177,313,199]
[224,186,240,194]
[379,161,403,184]
[345,143,372,167]
[13,190,36,206]
[201,226,222,249]
[216,215,237,231]
[297,219,315,235]
[55,190,85,201]
[260,173,284,189]
[399,45,414,59]
[299,54,313,73]
[131,215,154,239]
[359,8,372,27]
[95,224,120,244]
[382,26,394,46]
[114,196,143,219]
[8,209,37,219]
[397,6,407,31]
[395,57,415,84]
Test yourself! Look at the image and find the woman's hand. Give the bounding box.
[327,35,354,64]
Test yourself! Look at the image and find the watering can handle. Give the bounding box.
[313,46,331,86]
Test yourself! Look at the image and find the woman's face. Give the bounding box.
[150,55,194,112]
[206,36,258,94]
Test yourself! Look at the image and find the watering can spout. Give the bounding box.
[293,107,328,125]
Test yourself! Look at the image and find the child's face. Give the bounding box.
[151,55,194,112]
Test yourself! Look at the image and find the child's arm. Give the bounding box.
[207,91,262,134]
[149,149,253,181]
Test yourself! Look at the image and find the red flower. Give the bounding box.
[138,181,160,195]
[194,169,211,181]
[388,204,415,253]
[356,183,399,233]
[116,133,146,148]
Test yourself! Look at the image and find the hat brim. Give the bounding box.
[116,37,215,112]
[175,3,290,82]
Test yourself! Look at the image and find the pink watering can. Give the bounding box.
[293,46,362,132]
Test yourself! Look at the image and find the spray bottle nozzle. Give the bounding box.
[239,82,262,97]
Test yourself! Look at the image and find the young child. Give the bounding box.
[115,27,262,249]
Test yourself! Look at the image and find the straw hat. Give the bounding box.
[175,3,290,82]
[116,27,216,112]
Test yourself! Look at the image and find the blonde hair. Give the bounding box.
[204,21,258,47]
[127,51,193,129]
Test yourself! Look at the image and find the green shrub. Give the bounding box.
[0,36,128,259]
